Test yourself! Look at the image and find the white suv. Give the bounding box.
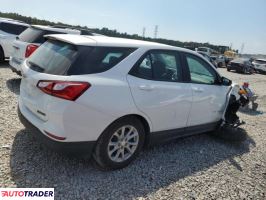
[9,25,98,75]
[0,18,29,62]
[18,35,241,170]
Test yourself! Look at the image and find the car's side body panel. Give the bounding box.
[127,75,193,132]
[188,83,229,126]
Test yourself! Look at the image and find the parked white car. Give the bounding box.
[0,18,29,62]
[9,25,98,75]
[252,58,266,73]
[18,35,242,170]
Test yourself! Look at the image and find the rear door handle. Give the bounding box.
[13,45,19,50]
[139,85,154,91]
[193,87,204,93]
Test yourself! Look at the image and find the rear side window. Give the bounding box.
[68,47,135,75]
[130,50,183,82]
[0,22,28,35]
[19,27,64,43]
[27,40,136,75]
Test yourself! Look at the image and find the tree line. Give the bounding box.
[0,12,232,53]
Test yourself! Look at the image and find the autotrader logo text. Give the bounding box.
[0,188,54,200]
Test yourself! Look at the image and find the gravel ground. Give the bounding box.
[0,61,265,200]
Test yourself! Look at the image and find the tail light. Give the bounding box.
[37,81,90,101]
[25,44,39,58]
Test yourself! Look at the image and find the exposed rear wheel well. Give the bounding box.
[100,114,151,146]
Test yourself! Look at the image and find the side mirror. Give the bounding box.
[221,76,232,86]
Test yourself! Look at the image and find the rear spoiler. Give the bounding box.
[43,34,97,46]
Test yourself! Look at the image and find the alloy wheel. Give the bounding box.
[107,125,139,162]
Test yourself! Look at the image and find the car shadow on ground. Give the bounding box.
[0,60,10,68]
[228,70,253,75]
[10,128,255,199]
[239,109,264,116]
[6,78,21,95]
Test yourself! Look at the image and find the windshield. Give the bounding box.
[28,40,78,75]
[19,27,65,43]
[19,27,45,43]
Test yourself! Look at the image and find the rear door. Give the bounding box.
[183,53,230,127]
[127,50,192,132]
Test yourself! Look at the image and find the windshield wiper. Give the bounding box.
[28,61,44,73]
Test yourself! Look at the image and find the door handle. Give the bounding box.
[139,85,154,91]
[193,87,204,93]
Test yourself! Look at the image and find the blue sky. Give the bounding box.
[1,0,266,54]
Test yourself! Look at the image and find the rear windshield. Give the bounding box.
[27,40,136,75]
[19,27,65,43]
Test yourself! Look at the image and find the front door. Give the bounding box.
[184,53,230,126]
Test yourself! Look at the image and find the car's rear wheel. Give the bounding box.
[93,117,145,170]
[227,67,231,71]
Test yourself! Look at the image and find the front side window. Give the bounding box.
[131,50,182,82]
[185,54,217,84]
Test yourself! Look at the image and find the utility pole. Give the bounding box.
[240,43,245,54]
[154,25,158,39]
[142,27,146,38]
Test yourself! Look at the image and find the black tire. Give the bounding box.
[218,62,222,68]
[0,47,4,63]
[93,116,145,170]
[227,67,231,72]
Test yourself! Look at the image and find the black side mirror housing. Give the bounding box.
[221,76,232,86]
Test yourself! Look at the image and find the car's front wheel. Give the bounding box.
[93,117,145,170]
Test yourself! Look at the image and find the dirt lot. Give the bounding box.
[0,61,265,200]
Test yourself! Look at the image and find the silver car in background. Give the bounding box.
[252,59,266,74]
